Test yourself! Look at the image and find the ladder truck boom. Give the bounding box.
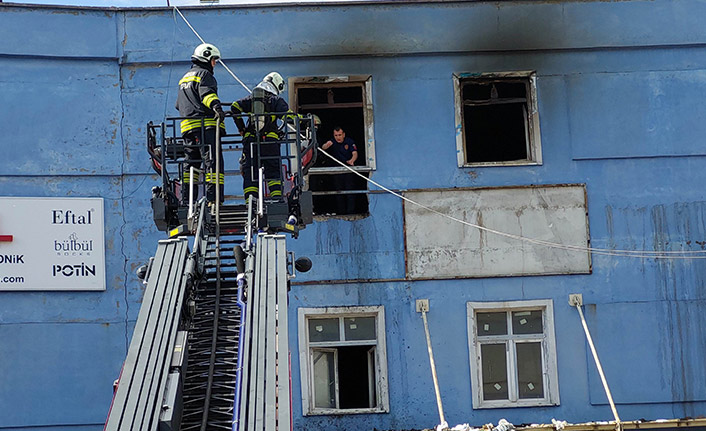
[105,110,316,431]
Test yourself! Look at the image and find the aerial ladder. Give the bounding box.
[105,100,317,431]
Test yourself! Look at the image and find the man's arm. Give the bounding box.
[322,140,333,150]
[199,74,223,119]
[347,150,358,166]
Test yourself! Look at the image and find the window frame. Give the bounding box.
[298,306,389,416]
[466,299,559,409]
[289,75,376,173]
[453,71,542,168]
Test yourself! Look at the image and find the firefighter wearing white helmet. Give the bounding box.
[191,43,221,63]
[231,72,293,201]
[262,72,285,95]
[175,43,226,203]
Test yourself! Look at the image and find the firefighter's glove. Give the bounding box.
[213,102,226,122]
[239,154,246,176]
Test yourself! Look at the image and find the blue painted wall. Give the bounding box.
[1,0,706,429]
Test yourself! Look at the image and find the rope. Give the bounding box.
[318,150,706,260]
[173,6,252,94]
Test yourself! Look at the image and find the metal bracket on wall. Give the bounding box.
[569,293,583,306]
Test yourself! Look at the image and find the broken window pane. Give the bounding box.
[302,308,388,415]
[312,349,337,408]
[516,342,544,399]
[338,345,375,409]
[512,310,543,334]
[308,318,340,342]
[481,343,508,401]
[477,312,508,336]
[464,103,528,162]
[344,316,376,341]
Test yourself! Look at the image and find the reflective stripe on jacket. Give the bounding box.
[175,62,226,134]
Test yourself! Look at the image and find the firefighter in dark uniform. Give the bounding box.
[230,72,289,202]
[175,43,226,204]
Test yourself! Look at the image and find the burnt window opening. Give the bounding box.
[296,84,370,216]
[456,73,541,166]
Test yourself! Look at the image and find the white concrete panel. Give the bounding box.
[404,185,590,279]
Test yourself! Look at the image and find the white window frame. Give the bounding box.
[289,75,377,173]
[298,306,389,416]
[467,299,559,409]
[453,71,542,168]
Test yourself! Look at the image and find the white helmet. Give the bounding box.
[263,72,285,95]
[192,43,221,63]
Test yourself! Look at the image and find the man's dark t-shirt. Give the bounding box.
[329,137,357,163]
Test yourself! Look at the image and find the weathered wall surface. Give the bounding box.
[1,0,706,429]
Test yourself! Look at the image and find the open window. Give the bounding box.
[290,76,376,216]
[467,300,559,409]
[454,71,542,167]
[298,306,389,415]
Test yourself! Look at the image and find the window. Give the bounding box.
[454,71,542,167]
[290,76,376,216]
[298,306,389,415]
[467,300,559,408]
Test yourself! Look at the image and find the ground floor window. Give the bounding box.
[467,299,559,408]
[298,306,389,415]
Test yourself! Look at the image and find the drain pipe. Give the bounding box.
[570,294,622,431]
[417,299,448,431]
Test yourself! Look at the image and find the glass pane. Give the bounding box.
[481,343,508,401]
[344,317,376,341]
[367,347,377,408]
[312,350,336,408]
[512,310,543,334]
[516,342,545,399]
[476,312,507,336]
[308,318,339,342]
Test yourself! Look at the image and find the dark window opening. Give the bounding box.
[296,85,369,216]
[462,79,531,164]
[337,345,377,409]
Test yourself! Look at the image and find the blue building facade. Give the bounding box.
[1,0,706,429]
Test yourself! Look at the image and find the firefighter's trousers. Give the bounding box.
[182,127,224,204]
[241,137,282,200]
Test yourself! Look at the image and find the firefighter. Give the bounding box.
[175,43,226,204]
[231,72,289,202]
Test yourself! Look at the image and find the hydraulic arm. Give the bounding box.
[106,110,315,431]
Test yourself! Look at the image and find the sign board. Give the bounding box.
[0,197,106,291]
[404,185,591,279]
